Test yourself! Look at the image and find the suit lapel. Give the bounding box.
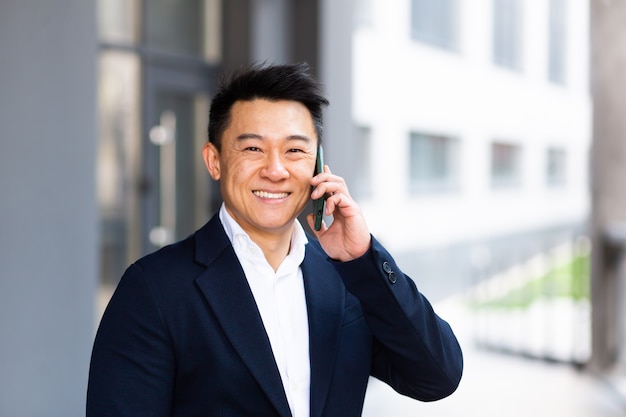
[193,216,292,417]
[302,243,345,417]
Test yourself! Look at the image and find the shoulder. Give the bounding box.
[133,214,228,276]
[125,216,227,295]
[134,233,197,276]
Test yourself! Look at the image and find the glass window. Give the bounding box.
[411,0,458,50]
[548,0,567,84]
[144,0,222,62]
[145,0,204,55]
[410,132,459,193]
[547,147,567,186]
[491,142,522,187]
[98,0,221,62]
[493,0,522,70]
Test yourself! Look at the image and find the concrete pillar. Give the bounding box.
[589,0,626,371]
[0,1,98,415]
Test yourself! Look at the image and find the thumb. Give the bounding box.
[306,213,325,237]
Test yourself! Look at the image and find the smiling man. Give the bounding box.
[87,63,463,417]
[203,98,322,270]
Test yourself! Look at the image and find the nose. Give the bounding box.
[261,151,289,181]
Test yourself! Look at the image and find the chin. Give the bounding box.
[257,216,297,232]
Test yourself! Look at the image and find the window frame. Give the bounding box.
[546,146,567,187]
[492,0,523,71]
[409,131,460,194]
[410,0,459,51]
[548,0,567,84]
[490,141,523,188]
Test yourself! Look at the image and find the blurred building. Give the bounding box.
[97,0,594,311]
[352,0,592,302]
[2,0,612,415]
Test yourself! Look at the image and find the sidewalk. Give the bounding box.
[361,297,626,417]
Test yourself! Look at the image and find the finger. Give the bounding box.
[306,213,327,234]
[311,165,331,181]
[310,181,334,200]
[310,184,326,200]
[324,192,346,216]
[311,166,340,186]
[306,213,316,232]
[311,177,349,200]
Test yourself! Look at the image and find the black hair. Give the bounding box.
[207,62,329,149]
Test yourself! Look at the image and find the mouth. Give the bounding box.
[253,190,290,199]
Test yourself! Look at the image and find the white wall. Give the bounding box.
[352,0,591,253]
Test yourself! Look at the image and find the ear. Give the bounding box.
[202,142,221,180]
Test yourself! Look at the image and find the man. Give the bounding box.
[87,63,463,417]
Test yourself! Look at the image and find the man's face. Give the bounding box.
[203,98,318,239]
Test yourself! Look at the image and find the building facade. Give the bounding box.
[5,0,620,415]
[352,0,591,301]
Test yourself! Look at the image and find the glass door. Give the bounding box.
[142,66,220,253]
[97,0,222,295]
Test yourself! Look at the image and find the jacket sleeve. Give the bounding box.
[86,263,175,417]
[331,236,463,402]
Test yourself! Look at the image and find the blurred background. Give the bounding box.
[1,0,626,415]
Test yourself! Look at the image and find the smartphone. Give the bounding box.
[314,145,326,231]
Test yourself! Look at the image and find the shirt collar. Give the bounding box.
[218,203,308,266]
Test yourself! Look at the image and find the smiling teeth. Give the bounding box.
[254,191,288,199]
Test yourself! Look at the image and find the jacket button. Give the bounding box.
[382,262,397,284]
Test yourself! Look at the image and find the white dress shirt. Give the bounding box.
[219,205,311,417]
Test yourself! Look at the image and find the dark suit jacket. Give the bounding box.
[87,214,462,417]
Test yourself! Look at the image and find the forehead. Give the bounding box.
[226,99,317,139]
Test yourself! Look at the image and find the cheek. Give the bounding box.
[288,157,315,175]
[219,166,246,196]
[293,168,315,197]
[223,160,252,183]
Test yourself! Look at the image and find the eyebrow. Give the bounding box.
[236,133,263,140]
[236,133,314,143]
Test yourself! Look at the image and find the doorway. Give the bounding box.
[142,63,220,253]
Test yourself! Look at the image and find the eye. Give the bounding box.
[287,148,305,153]
[244,146,262,152]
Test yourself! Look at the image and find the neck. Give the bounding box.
[220,206,297,272]
[248,228,293,272]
